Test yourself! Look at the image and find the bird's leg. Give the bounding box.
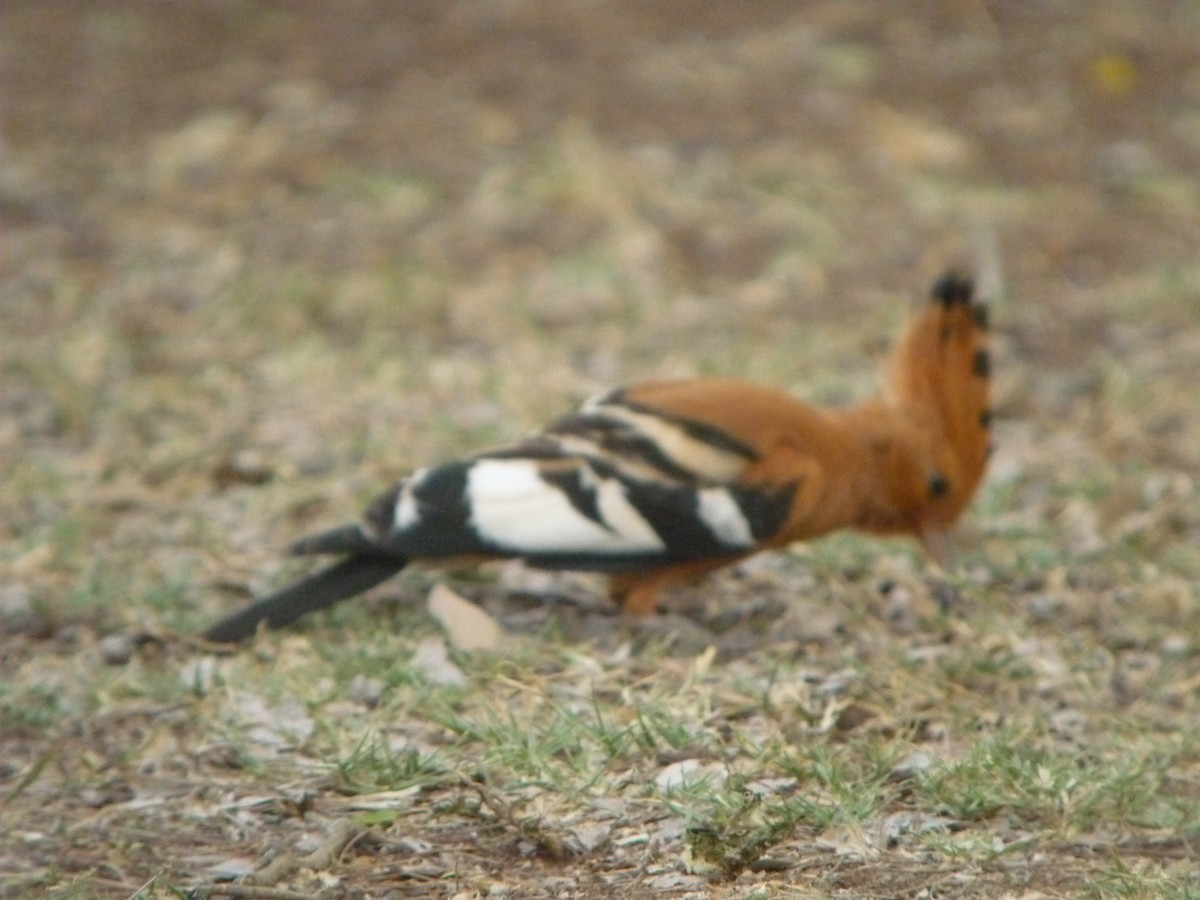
[608,557,744,615]
[608,572,668,616]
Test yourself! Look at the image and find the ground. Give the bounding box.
[3,2,1200,898]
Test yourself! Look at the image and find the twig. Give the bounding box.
[300,818,365,870]
[186,885,318,900]
[469,781,577,861]
[191,819,366,895]
[246,852,298,889]
[249,818,364,886]
[124,874,159,899]
[5,736,60,803]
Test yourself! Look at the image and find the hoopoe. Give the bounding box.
[203,272,991,643]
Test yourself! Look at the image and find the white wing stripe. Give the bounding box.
[594,476,665,548]
[465,460,665,555]
[696,488,756,548]
[392,469,426,531]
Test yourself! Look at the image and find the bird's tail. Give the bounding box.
[201,555,407,644]
[289,523,383,556]
[884,271,993,527]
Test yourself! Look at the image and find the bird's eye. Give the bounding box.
[927,474,950,499]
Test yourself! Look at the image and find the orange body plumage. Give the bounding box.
[204,273,990,642]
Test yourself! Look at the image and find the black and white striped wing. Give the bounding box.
[342,390,798,571]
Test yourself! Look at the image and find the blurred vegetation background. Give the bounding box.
[2,2,1199,895]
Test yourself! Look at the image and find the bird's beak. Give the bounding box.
[920,527,955,569]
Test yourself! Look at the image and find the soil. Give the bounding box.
[3,2,1199,897]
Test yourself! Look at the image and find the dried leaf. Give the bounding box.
[427,583,505,651]
[570,822,610,852]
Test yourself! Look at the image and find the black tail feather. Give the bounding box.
[289,523,381,556]
[201,555,407,644]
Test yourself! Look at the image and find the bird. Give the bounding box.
[202,271,991,643]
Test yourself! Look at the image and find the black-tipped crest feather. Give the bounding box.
[931,271,974,306]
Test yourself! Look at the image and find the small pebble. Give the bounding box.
[80,788,108,808]
[930,580,962,614]
[0,584,33,628]
[1161,634,1189,656]
[1049,708,1088,738]
[99,633,133,666]
[346,674,386,708]
[920,720,950,741]
[883,584,916,633]
[79,781,134,807]
[0,584,53,637]
[1026,593,1060,622]
[887,749,935,782]
[816,668,858,697]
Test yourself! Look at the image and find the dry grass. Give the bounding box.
[3,2,1199,897]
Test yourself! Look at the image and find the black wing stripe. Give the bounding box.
[735,480,800,542]
[478,436,571,460]
[548,412,702,482]
[601,398,761,461]
[623,479,732,558]
[538,464,609,529]
[384,462,499,557]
